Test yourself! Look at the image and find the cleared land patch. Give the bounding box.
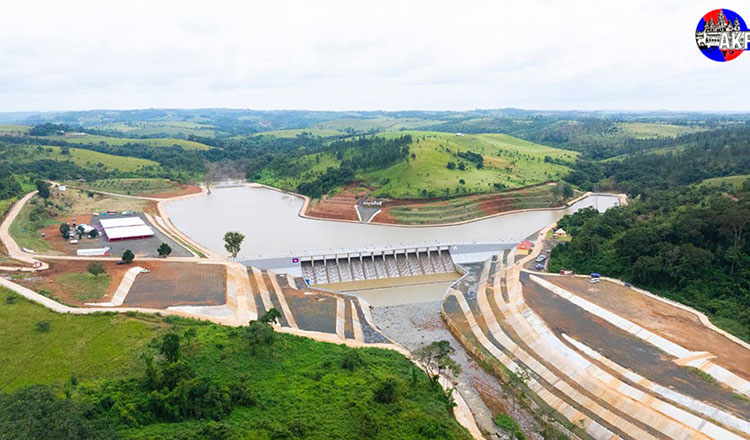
[541,275,750,381]
[523,278,750,419]
[124,262,226,308]
[7,259,133,305]
[65,178,201,198]
[305,186,367,221]
[616,122,705,139]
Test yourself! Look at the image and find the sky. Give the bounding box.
[1,0,749,112]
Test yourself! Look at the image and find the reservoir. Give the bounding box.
[166,186,619,260]
[165,185,620,260]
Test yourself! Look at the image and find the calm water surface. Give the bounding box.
[165,186,620,259]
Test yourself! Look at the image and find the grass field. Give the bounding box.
[616,122,705,139]
[0,288,471,439]
[253,128,344,138]
[0,124,31,134]
[99,121,217,138]
[314,117,443,131]
[65,178,186,196]
[44,134,212,150]
[698,174,750,189]
[362,131,576,198]
[56,272,111,301]
[8,199,59,252]
[258,130,576,199]
[0,288,162,392]
[13,145,158,172]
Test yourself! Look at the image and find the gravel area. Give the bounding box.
[373,299,543,439]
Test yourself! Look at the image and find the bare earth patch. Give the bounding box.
[542,275,750,381]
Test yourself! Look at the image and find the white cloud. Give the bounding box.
[0,0,748,111]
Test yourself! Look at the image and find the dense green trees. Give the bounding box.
[296,166,355,198]
[549,183,750,340]
[456,150,483,169]
[35,180,50,199]
[567,125,750,195]
[0,169,22,200]
[0,386,116,439]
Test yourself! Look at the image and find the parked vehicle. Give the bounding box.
[590,273,601,284]
[535,263,545,270]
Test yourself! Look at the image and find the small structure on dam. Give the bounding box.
[300,246,455,285]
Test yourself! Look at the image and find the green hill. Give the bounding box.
[44,134,212,150]
[0,289,471,439]
[698,174,750,189]
[98,121,218,138]
[11,145,158,172]
[259,130,576,199]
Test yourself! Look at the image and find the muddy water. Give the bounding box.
[165,186,620,259]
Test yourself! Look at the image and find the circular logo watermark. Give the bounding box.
[695,9,749,62]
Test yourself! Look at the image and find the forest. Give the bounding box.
[566,125,750,195]
[550,132,750,340]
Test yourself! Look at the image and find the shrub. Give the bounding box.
[494,413,525,439]
[121,249,135,264]
[160,333,181,363]
[373,377,398,404]
[5,293,18,304]
[418,418,448,439]
[244,320,275,354]
[88,262,106,278]
[341,350,365,371]
[198,421,232,440]
[35,320,50,332]
[157,243,172,257]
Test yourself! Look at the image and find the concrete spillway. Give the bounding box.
[301,246,455,285]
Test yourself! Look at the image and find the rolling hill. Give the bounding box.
[258,130,577,199]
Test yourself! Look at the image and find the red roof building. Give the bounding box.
[517,240,532,250]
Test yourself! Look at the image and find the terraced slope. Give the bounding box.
[442,251,750,440]
[247,268,388,344]
[374,183,564,225]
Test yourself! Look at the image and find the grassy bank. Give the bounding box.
[0,289,471,439]
[65,178,187,196]
[0,288,161,392]
[44,134,212,151]
[257,130,576,200]
[11,145,158,172]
